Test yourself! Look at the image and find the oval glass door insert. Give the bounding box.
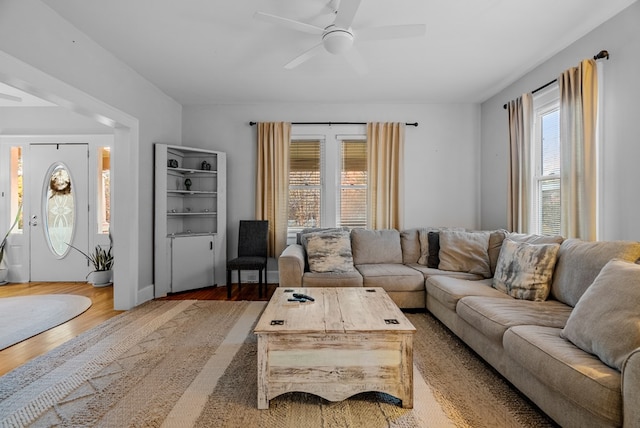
[44,163,75,257]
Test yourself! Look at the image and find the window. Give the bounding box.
[97,146,111,233]
[10,146,23,230]
[287,126,367,240]
[339,140,367,228]
[288,139,322,229]
[532,86,560,235]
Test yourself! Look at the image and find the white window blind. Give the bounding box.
[534,104,561,235]
[288,139,322,229]
[339,140,367,228]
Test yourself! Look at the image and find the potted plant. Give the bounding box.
[68,231,114,287]
[0,205,22,284]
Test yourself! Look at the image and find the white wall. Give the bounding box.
[0,106,111,134]
[480,1,640,240]
[182,103,481,259]
[0,0,182,308]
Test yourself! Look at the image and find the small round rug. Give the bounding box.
[0,294,92,350]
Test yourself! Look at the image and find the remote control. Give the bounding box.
[288,298,306,302]
[293,293,315,302]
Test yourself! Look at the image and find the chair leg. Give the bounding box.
[258,268,263,298]
[227,269,232,299]
[238,271,242,295]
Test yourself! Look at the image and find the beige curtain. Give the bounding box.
[559,59,598,240]
[366,122,404,230]
[507,93,533,233]
[256,122,291,257]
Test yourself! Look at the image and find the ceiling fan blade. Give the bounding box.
[0,92,22,102]
[254,11,325,35]
[357,24,426,41]
[334,0,361,28]
[344,48,368,75]
[284,43,325,69]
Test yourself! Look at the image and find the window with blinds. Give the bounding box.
[533,92,561,235]
[339,140,367,228]
[288,139,322,229]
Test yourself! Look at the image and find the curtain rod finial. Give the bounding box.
[594,50,609,60]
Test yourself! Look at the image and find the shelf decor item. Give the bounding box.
[185,178,192,191]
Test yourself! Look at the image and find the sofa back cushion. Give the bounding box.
[561,259,640,370]
[438,230,492,278]
[351,228,402,265]
[400,228,421,264]
[551,238,640,307]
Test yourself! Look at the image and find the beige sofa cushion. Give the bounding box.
[355,263,424,292]
[504,325,621,426]
[426,277,507,311]
[551,239,640,307]
[351,229,402,265]
[456,296,572,344]
[492,238,560,301]
[302,271,363,287]
[304,230,355,273]
[438,230,492,278]
[409,264,484,281]
[561,259,640,371]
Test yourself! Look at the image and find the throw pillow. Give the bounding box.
[427,231,440,268]
[561,259,640,371]
[492,238,560,301]
[438,230,492,278]
[304,230,355,273]
[417,227,464,265]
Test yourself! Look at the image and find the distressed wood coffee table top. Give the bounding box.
[254,287,416,409]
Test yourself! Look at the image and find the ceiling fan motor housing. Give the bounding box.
[322,27,354,54]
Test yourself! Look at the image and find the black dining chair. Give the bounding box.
[227,220,269,299]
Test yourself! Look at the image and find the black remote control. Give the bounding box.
[293,293,315,302]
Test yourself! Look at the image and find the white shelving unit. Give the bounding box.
[154,144,226,296]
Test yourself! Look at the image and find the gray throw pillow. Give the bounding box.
[304,230,354,273]
[438,230,492,278]
[492,238,560,301]
[561,259,640,371]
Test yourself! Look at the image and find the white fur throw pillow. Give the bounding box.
[492,238,560,301]
[304,230,354,273]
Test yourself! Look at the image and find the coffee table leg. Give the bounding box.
[257,334,269,409]
[401,335,414,409]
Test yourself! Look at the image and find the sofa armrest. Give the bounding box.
[622,347,640,426]
[278,244,305,287]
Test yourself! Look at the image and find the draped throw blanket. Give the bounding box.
[559,59,598,240]
[367,122,404,230]
[507,94,533,233]
[256,122,291,257]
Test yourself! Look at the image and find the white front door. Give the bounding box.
[29,144,89,281]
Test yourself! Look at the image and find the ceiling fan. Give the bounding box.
[254,0,426,74]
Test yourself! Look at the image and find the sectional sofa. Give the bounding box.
[278,227,640,427]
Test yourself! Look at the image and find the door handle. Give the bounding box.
[29,215,38,227]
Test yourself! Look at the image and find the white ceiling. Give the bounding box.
[41,0,637,105]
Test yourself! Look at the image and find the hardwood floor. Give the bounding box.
[0,281,277,376]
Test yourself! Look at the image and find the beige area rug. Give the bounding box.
[0,300,557,427]
[0,295,92,350]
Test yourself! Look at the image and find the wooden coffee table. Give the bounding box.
[254,287,415,409]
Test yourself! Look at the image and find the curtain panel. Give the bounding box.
[256,122,291,257]
[559,59,598,240]
[507,93,533,233]
[366,122,404,230]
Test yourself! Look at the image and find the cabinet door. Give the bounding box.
[171,235,214,293]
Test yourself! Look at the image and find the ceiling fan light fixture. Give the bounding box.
[322,29,354,55]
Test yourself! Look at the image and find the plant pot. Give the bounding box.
[88,270,112,287]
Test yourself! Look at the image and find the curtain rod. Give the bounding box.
[502,50,609,110]
[249,121,418,127]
